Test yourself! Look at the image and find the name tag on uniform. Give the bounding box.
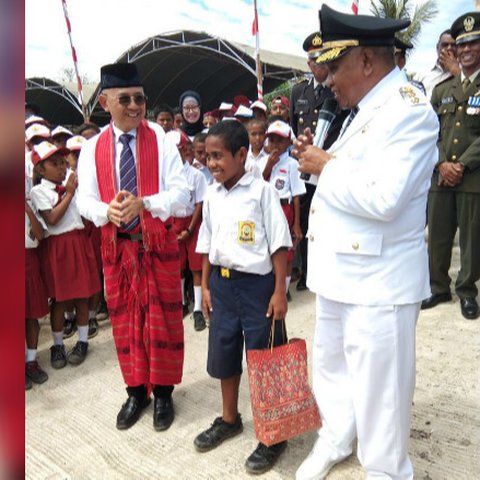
[238,221,255,244]
[440,96,454,105]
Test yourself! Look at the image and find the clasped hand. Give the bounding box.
[107,190,143,227]
[293,127,333,177]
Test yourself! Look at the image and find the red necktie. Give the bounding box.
[55,184,66,205]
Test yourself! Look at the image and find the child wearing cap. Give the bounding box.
[25,168,49,390]
[171,130,208,331]
[65,135,105,338]
[202,111,218,130]
[263,120,305,297]
[270,96,290,122]
[29,141,100,369]
[250,100,268,121]
[194,120,292,474]
[51,126,73,148]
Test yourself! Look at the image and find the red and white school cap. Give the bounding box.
[25,115,48,127]
[250,100,267,112]
[266,120,292,139]
[51,126,74,138]
[234,105,254,118]
[219,102,233,111]
[25,124,51,142]
[31,141,69,166]
[66,135,86,151]
[272,95,289,108]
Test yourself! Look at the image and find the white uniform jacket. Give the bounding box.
[307,68,439,306]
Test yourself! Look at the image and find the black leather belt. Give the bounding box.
[280,198,291,205]
[216,266,269,280]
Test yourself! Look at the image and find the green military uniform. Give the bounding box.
[428,73,480,299]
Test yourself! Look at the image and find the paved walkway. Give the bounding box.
[26,244,479,479]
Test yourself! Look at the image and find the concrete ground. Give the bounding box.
[26,242,479,479]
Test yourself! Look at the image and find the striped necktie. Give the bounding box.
[339,106,359,138]
[119,133,139,231]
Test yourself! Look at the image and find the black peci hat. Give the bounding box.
[100,63,142,91]
[394,36,413,54]
[315,4,410,64]
[451,12,480,45]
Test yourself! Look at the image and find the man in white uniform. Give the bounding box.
[295,5,438,480]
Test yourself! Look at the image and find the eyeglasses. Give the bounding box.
[116,94,148,106]
[183,105,200,112]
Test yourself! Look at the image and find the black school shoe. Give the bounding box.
[116,395,151,430]
[193,311,206,331]
[194,414,243,452]
[63,318,77,339]
[67,341,88,365]
[245,441,287,475]
[25,361,49,384]
[50,344,67,369]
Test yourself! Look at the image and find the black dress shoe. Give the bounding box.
[153,397,174,431]
[116,395,151,430]
[245,441,287,474]
[420,292,452,310]
[460,297,479,320]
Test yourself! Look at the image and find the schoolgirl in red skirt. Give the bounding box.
[30,141,100,369]
[25,194,49,389]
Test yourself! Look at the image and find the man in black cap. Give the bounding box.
[295,5,438,479]
[290,32,348,291]
[394,37,426,93]
[77,63,189,432]
[422,12,480,321]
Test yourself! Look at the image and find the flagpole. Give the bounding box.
[61,0,87,121]
[253,0,263,100]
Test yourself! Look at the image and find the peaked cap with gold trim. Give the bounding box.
[303,32,324,59]
[451,12,480,45]
[315,4,410,64]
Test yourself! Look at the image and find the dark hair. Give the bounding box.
[193,132,207,145]
[438,29,451,43]
[207,120,249,155]
[77,122,100,135]
[153,103,174,120]
[246,118,267,131]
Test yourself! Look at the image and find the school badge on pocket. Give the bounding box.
[238,221,255,244]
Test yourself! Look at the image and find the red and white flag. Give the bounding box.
[351,0,359,15]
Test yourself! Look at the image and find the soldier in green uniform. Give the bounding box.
[422,11,480,320]
[290,32,347,290]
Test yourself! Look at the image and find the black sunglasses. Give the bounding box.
[117,94,148,106]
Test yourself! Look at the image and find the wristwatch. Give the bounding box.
[142,197,151,211]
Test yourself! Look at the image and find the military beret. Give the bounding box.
[451,12,480,45]
[100,63,142,91]
[315,4,410,64]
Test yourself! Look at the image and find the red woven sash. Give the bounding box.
[95,120,167,262]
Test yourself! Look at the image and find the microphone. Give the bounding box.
[300,97,338,181]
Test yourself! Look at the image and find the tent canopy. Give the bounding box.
[26,30,309,126]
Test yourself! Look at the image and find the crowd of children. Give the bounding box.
[25,89,308,473]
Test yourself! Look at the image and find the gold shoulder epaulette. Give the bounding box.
[399,85,425,106]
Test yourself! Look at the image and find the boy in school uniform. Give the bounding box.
[194,120,292,474]
[263,120,305,296]
[192,132,214,185]
[245,118,269,178]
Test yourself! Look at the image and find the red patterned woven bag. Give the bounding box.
[246,321,321,446]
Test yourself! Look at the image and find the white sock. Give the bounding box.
[64,310,75,320]
[52,331,63,346]
[77,326,89,343]
[181,278,186,304]
[89,310,96,320]
[285,276,291,291]
[194,286,202,312]
[26,349,37,363]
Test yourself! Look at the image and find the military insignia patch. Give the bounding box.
[238,221,255,244]
[467,95,480,115]
[464,16,475,32]
[399,86,425,105]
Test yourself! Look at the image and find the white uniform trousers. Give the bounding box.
[312,294,419,479]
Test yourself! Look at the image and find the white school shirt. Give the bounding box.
[192,159,214,185]
[76,121,189,227]
[25,200,47,249]
[30,178,85,236]
[268,151,306,202]
[196,171,292,275]
[245,147,269,179]
[177,161,208,217]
